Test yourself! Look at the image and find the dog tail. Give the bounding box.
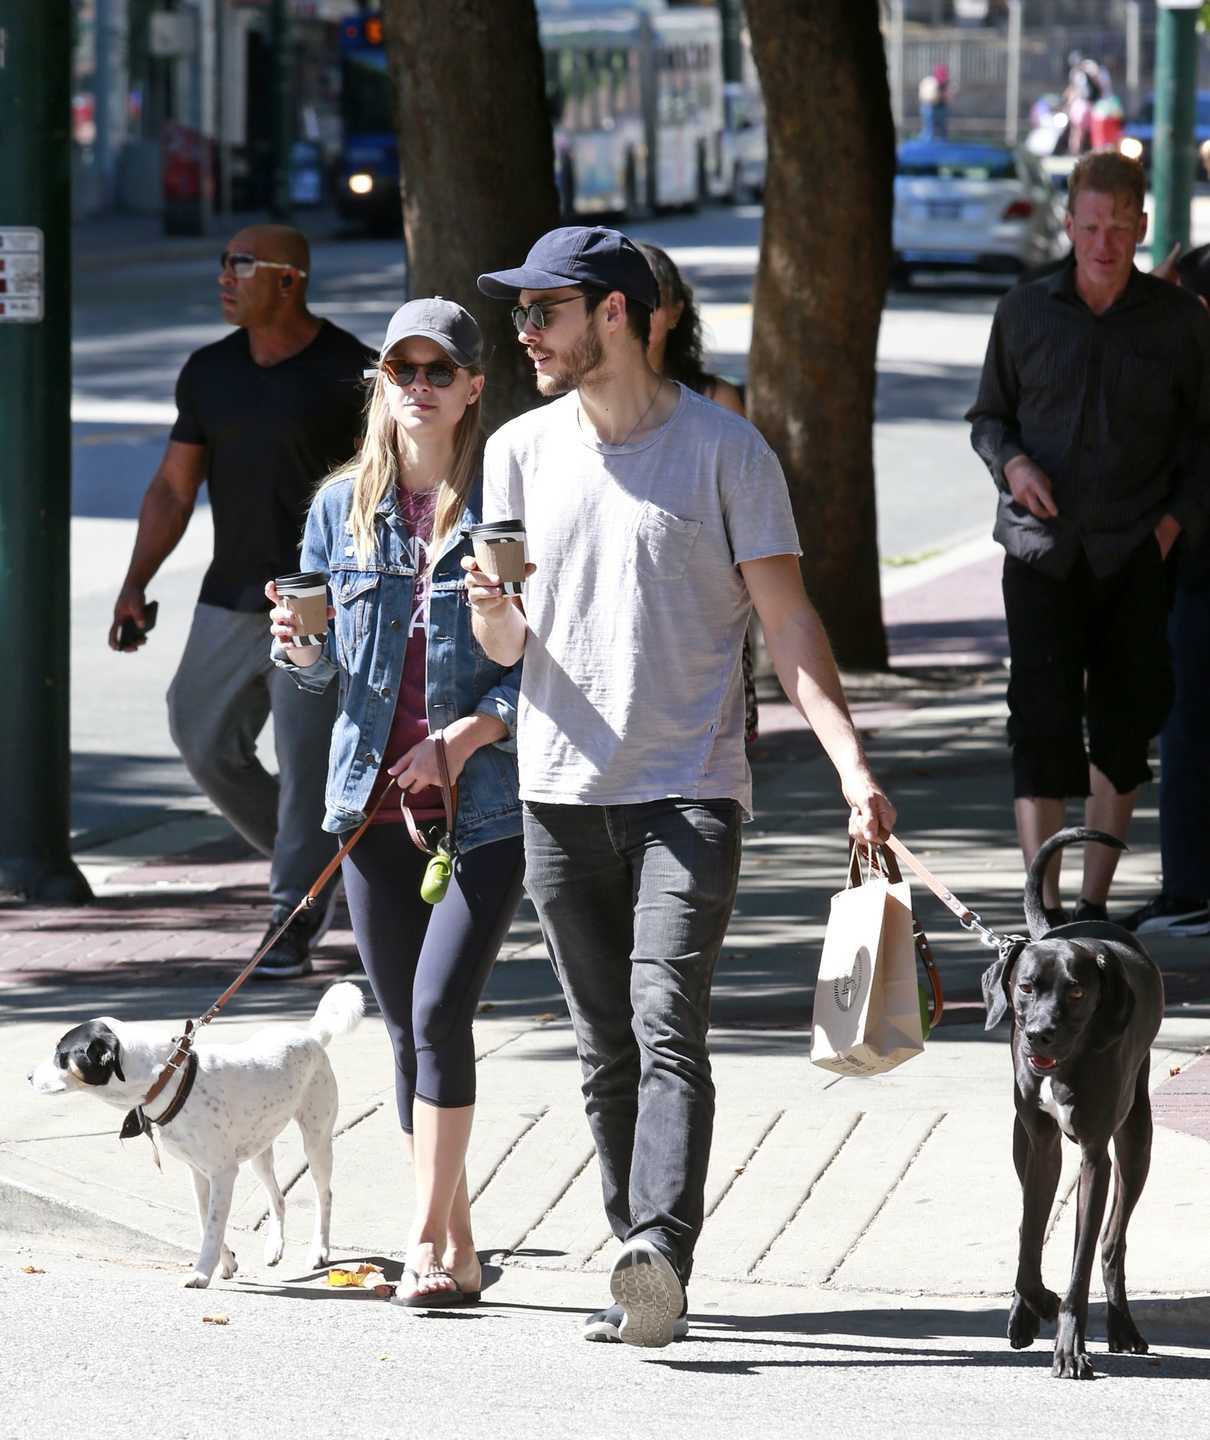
[1024,826,1126,939]
[310,982,365,1047]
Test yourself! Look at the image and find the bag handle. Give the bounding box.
[846,838,944,1031]
[876,841,944,1032]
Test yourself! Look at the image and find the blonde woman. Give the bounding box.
[267,298,523,1307]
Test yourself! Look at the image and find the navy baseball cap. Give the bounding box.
[477,226,659,311]
[379,296,482,366]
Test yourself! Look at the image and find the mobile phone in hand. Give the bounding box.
[117,600,158,650]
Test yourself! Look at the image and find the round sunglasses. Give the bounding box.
[367,358,463,389]
[510,292,585,334]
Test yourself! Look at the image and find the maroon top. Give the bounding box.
[369,486,446,827]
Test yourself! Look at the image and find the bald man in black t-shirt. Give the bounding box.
[109,225,373,977]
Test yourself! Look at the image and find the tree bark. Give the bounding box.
[745,0,894,669]
[383,1,560,434]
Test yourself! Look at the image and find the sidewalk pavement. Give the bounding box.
[3,550,1209,1345]
[72,207,351,272]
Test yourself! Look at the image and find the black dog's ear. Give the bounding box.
[981,948,1018,1030]
[111,1042,125,1083]
[80,1036,119,1086]
[1090,952,1135,1051]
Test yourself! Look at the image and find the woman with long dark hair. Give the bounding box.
[639,243,757,742]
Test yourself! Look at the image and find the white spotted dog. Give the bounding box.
[28,982,363,1288]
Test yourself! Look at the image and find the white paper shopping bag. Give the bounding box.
[810,870,925,1078]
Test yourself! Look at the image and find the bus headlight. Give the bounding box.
[348,172,374,195]
[1119,137,1144,161]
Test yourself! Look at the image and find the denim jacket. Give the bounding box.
[272,475,522,849]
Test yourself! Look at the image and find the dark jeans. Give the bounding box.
[1161,586,1210,898]
[342,827,525,1133]
[522,798,743,1283]
[1002,542,1173,799]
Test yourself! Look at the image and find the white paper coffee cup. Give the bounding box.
[275,570,329,646]
[468,521,527,596]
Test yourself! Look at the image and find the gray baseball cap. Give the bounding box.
[379,296,483,367]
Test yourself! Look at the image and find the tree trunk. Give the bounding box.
[745,0,893,669]
[383,1,560,434]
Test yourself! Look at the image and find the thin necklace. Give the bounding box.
[581,379,664,447]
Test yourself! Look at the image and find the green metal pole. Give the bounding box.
[719,0,744,86]
[270,0,293,219]
[1151,3,1198,263]
[0,1,91,902]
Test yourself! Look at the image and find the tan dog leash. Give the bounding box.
[883,834,1025,955]
[136,777,401,1120]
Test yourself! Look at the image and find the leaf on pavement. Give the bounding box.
[20,1265,45,1275]
[327,1263,385,1288]
[201,1314,230,1325]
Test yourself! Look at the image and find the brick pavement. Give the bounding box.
[0,835,358,990]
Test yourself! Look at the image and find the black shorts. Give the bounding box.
[1002,540,1173,799]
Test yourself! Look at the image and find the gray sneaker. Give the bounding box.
[608,1238,686,1348]
[583,1303,689,1343]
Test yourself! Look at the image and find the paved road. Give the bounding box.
[4,1245,1208,1440]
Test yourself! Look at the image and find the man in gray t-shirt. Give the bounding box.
[470,226,896,1349]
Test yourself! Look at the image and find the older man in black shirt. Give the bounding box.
[968,151,1210,922]
[109,225,373,976]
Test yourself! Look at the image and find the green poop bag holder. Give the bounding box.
[402,730,459,906]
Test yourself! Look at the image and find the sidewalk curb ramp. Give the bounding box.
[0,1169,194,1265]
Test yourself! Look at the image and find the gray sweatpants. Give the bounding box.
[167,602,337,910]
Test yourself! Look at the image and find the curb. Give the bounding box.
[0,1171,194,1266]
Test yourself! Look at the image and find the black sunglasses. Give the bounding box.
[510,293,585,334]
[375,359,461,389]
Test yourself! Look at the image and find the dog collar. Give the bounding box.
[120,1050,199,1143]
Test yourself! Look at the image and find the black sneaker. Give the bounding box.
[1043,905,1069,930]
[1072,898,1109,924]
[254,886,338,980]
[583,1303,689,1343]
[1120,893,1210,937]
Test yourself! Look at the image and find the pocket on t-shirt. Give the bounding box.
[633,503,702,581]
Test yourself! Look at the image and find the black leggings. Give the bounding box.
[341,827,525,1133]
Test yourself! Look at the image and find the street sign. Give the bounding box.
[0,228,43,322]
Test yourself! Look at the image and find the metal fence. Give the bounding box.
[883,11,1209,142]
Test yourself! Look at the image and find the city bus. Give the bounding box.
[335,2,725,227]
[335,12,400,228]
[539,0,725,216]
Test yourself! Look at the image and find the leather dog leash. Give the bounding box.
[883,834,1025,957]
[401,732,459,856]
[133,775,403,1129]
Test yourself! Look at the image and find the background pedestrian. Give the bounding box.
[109,224,373,977]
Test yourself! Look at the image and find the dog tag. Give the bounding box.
[120,1106,149,1141]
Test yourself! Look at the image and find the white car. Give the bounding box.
[892,139,1069,284]
[721,83,766,204]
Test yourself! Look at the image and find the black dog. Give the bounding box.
[981,826,1164,1379]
